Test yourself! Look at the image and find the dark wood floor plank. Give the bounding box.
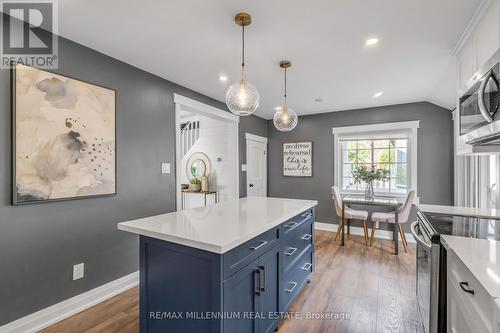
[41,231,422,333]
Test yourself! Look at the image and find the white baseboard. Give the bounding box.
[315,222,415,243]
[0,271,139,333]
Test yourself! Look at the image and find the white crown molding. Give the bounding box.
[173,93,239,123]
[453,0,495,56]
[245,133,268,144]
[315,222,415,243]
[331,120,420,134]
[0,272,139,333]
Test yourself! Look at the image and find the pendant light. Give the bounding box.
[273,60,298,131]
[225,13,260,116]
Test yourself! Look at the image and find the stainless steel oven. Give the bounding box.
[412,212,444,333]
[413,210,500,333]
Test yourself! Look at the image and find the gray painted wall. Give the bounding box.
[0,25,267,325]
[267,102,454,230]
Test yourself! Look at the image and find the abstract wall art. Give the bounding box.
[13,64,116,204]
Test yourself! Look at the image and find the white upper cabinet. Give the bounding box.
[475,0,500,71]
[455,0,500,155]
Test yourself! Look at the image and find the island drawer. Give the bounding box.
[448,250,493,332]
[283,219,313,273]
[281,248,313,311]
[223,226,279,279]
[282,209,314,238]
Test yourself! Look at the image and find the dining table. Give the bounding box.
[341,194,401,254]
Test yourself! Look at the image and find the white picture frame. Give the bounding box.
[282,141,313,177]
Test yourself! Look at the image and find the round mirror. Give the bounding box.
[191,159,206,178]
[186,152,212,181]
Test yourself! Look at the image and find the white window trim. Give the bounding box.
[332,121,420,202]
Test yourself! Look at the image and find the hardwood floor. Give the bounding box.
[41,230,422,333]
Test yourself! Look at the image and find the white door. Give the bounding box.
[246,137,267,197]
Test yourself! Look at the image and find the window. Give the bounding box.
[340,138,409,194]
[332,121,419,197]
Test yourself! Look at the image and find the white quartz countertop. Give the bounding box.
[441,235,500,298]
[419,204,500,220]
[118,197,317,254]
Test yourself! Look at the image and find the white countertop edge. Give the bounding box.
[118,199,318,254]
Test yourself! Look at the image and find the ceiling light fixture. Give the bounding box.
[373,91,384,98]
[225,12,260,116]
[219,75,228,82]
[273,60,298,132]
[365,38,379,46]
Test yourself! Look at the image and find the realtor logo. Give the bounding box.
[1,0,58,69]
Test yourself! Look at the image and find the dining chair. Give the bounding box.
[331,186,370,245]
[370,190,416,252]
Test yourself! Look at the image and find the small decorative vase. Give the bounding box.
[201,175,209,192]
[364,182,374,198]
[189,183,201,192]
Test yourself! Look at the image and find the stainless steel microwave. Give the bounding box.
[460,50,500,145]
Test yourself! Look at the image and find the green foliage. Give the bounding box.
[352,165,390,184]
[190,178,201,185]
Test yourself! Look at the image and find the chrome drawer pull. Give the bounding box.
[249,240,268,251]
[459,281,475,295]
[301,263,312,271]
[285,247,298,256]
[285,281,298,293]
[284,222,298,229]
[301,234,312,241]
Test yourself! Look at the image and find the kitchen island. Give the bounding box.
[118,197,317,333]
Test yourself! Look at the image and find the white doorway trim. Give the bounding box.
[174,93,239,210]
[245,132,268,144]
[245,133,268,197]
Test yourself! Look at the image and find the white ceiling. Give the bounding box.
[58,0,482,119]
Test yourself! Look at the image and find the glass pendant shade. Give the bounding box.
[226,79,260,116]
[273,107,298,131]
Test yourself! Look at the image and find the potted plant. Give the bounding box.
[189,178,202,192]
[351,165,390,198]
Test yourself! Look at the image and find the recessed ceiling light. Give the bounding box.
[365,38,379,46]
[373,91,384,98]
[314,98,323,102]
[219,75,228,82]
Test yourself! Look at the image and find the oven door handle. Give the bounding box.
[478,70,498,123]
[411,221,432,250]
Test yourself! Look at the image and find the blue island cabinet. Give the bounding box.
[139,208,314,333]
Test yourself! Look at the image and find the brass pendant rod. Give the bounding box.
[241,25,245,80]
[283,67,288,114]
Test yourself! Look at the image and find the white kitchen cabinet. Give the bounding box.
[455,0,500,155]
[475,0,500,71]
[447,250,498,333]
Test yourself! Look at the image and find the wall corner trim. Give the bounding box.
[0,271,139,333]
[245,133,268,144]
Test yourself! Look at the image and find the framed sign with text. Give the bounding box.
[283,141,313,177]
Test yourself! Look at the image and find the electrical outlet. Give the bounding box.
[241,164,247,172]
[161,163,171,174]
[73,263,84,280]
